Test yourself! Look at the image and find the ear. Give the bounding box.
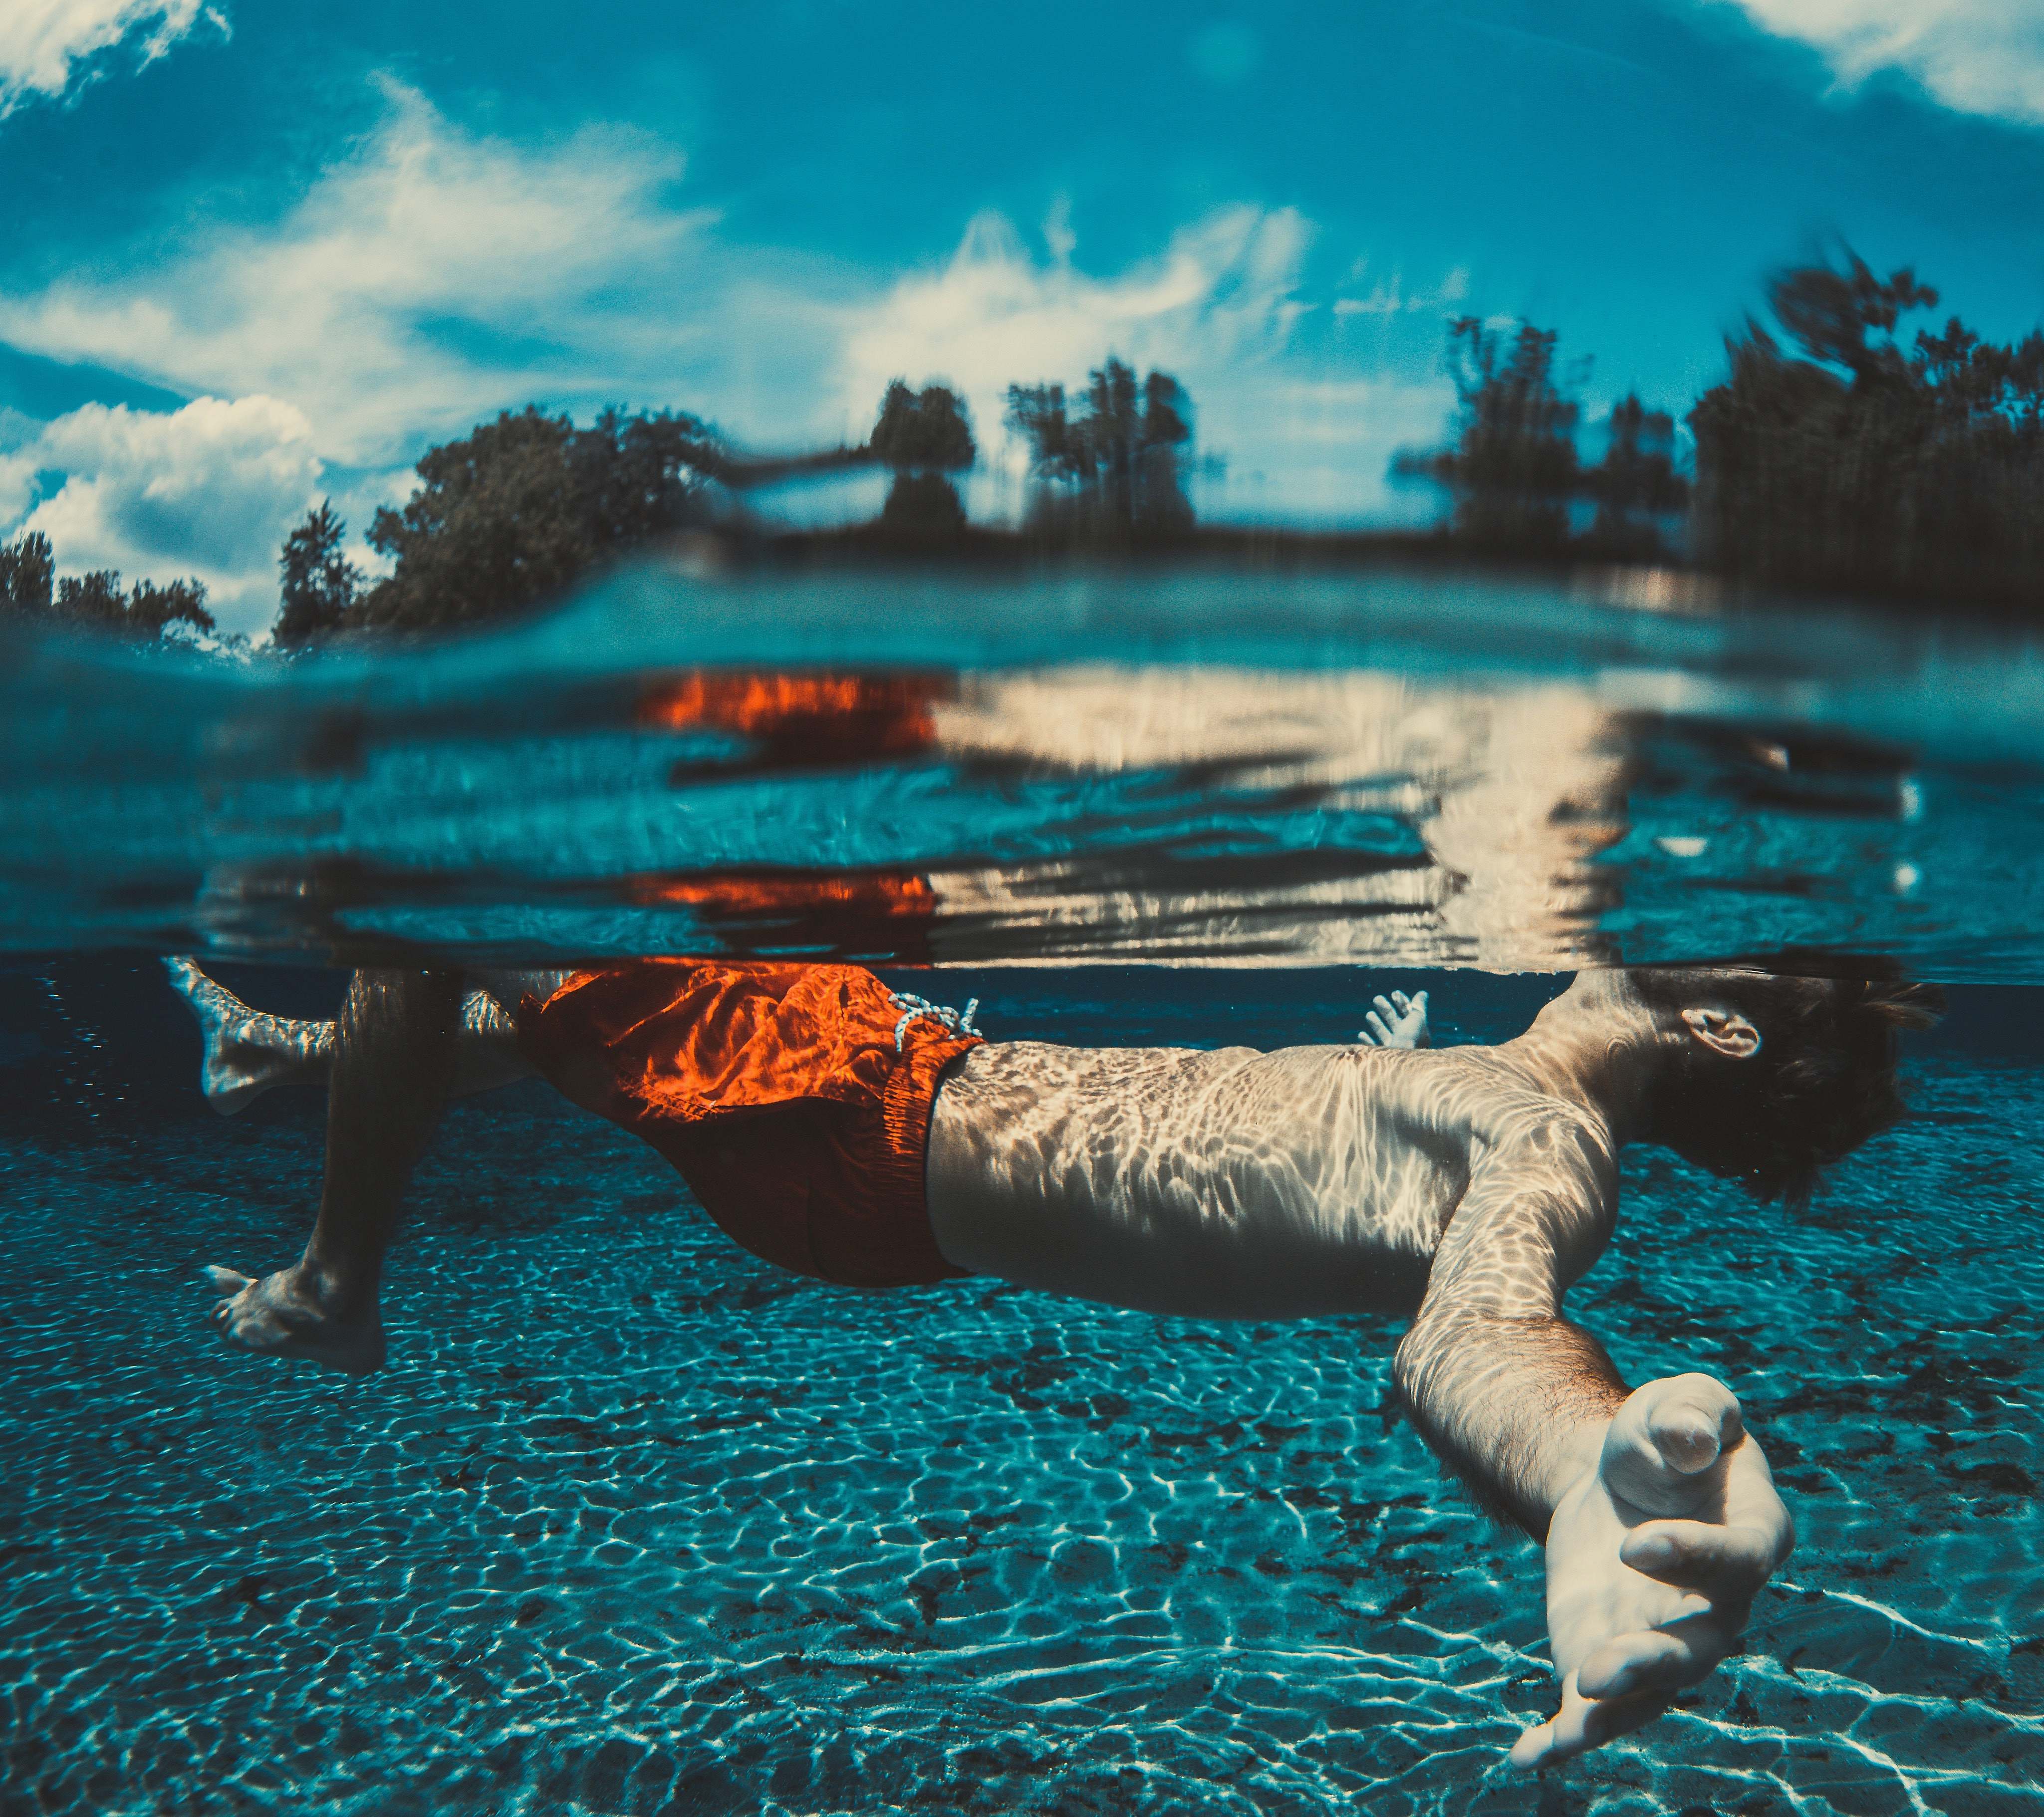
[1679,1006,1762,1060]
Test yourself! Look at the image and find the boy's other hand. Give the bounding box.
[1359,989,1431,1049]
[1514,1372,1793,1770]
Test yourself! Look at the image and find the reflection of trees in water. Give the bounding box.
[870,381,976,539]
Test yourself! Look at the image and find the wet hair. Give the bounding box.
[1629,952,1943,1205]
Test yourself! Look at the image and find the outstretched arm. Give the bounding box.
[1392,1114,1792,1768]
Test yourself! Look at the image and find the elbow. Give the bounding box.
[1391,1313,1449,1435]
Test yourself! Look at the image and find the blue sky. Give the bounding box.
[2,0,2043,633]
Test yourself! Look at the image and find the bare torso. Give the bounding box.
[466,968,1621,1325]
[925,1040,1604,1320]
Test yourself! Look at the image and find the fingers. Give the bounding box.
[1510,1671,1671,1771]
[1575,1612,1728,1700]
[1644,1374,1745,1473]
[1603,1374,1745,1505]
[1361,1010,1391,1044]
[1622,1517,1783,1595]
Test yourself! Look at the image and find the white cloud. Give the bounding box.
[0,0,224,114]
[0,79,1464,623]
[1712,1,2044,124]
[0,78,759,630]
[837,208,1453,524]
[1332,268,1471,318]
[838,206,1315,418]
[0,396,319,629]
[0,77,723,465]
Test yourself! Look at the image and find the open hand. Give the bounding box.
[1358,989,1430,1049]
[1515,1373,1792,1770]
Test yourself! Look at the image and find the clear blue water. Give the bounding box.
[3,567,2043,1813]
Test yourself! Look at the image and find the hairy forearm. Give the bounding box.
[1394,1310,1628,1535]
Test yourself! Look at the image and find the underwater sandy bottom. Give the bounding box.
[1,977,2042,1816]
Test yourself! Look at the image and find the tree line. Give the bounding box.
[1397,247,2044,608]
[4,245,2041,646]
[0,530,216,640]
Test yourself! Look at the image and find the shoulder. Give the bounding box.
[1395,1050,1618,1199]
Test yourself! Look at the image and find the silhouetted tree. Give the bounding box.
[0,529,214,640]
[869,381,975,535]
[1396,319,1581,550]
[356,406,719,633]
[273,500,366,650]
[1584,395,1690,558]
[273,500,363,648]
[1766,256,1937,386]
[111,578,215,638]
[0,530,54,617]
[1006,356,1194,543]
[1691,249,2044,606]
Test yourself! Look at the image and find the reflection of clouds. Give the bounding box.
[918,668,1627,969]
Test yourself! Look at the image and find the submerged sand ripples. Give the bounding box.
[1,1004,2042,1813]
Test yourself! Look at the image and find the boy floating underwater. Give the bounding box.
[173,954,1937,1770]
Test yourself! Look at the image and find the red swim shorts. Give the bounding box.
[515,960,982,1288]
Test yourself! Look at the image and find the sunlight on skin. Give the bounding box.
[1516,1374,1792,1768]
[202,1263,386,1375]
[173,958,1802,1772]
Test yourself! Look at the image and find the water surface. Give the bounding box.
[3,567,2042,1814]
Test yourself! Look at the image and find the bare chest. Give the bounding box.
[925,1042,1464,1319]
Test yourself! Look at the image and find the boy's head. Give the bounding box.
[1626,954,1943,1203]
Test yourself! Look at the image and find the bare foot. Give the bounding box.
[164,957,331,1116]
[203,1264,386,1374]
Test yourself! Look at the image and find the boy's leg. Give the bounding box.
[167,958,535,1114]
[166,957,336,1114]
[205,968,464,1373]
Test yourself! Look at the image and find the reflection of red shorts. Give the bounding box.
[516,961,980,1288]
[626,868,938,964]
[638,671,950,773]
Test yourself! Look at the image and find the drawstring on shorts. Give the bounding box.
[890,990,980,1051]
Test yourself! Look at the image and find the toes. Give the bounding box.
[204,1265,254,1296]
